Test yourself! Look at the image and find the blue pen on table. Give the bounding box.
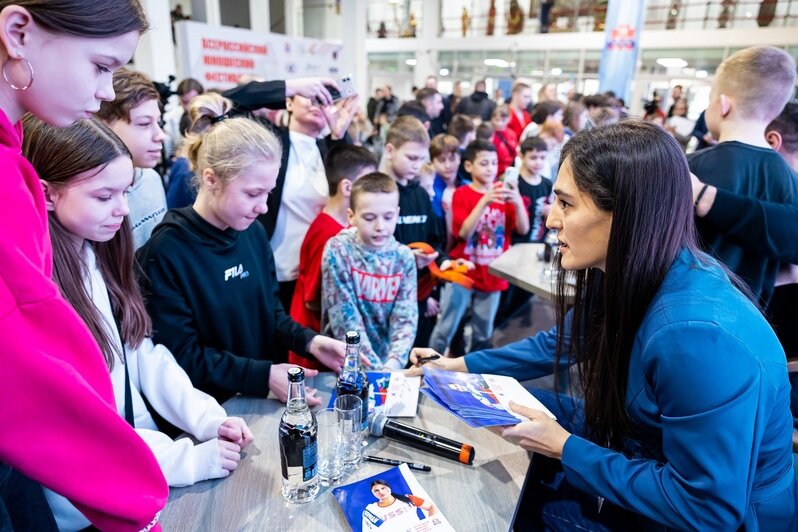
[365,455,432,472]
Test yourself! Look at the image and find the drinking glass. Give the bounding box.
[315,409,344,485]
[335,395,362,469]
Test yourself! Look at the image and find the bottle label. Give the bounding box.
[280,439,318,485]
[302,442,318,482]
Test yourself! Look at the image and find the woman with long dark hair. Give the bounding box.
[411,121,796,529]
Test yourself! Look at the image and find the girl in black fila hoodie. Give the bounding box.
[137,93,345,405]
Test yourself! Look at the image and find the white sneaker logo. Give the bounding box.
[224,264,249,281]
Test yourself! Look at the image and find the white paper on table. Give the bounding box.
[481,374,557,420]
[383,373,420,417]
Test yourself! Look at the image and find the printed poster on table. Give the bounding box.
[333,464,454,532]
[328,372,420,417]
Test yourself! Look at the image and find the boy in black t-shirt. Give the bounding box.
[497,137,554,328]
[379,116,443,347]
[513,136,554,244]
[687,46,797,305]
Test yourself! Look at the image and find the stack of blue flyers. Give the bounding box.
[421,368,555,428]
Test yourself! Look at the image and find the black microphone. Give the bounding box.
[369,412,475,465]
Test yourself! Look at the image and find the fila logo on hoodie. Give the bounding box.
[224,264,250,281]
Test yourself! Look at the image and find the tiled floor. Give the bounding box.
[491,296,563,393]
[492,297,556,347]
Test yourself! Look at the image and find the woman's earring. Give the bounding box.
[2,53,35,91]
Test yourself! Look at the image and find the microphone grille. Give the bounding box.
[369,410,387,437]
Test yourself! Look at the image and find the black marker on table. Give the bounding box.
[365,455,432,472]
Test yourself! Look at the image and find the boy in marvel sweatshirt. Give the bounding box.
[322,172,418,369]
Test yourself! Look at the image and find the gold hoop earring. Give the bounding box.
[2,56,35,91]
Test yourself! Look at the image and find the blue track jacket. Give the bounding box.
[466,249,796,530]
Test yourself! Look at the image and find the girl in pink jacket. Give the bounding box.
[0,1,167,530]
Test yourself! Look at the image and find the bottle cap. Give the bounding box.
[345,331,360,345]
[287,367,305,382]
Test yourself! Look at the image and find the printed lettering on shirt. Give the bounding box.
[531,195,548,241]
[397,214,427,225]
[464,206,507,265]
[352,269,403,303]
[382,503,415,521]
[224,263,250,281]
[362,509,383,527]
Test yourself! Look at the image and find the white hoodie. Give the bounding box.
[45,245,229,530]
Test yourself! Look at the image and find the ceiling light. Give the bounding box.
[657,58,688,68]
[695,70,708,78]
[484,58,510,68]
[405,58,417,66]
[439,68,450,76]
[550,67,563,75]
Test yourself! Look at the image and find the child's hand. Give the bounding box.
[489,182,510,204]
[482,183,499,204]
[425,297,440,318]
[307,335,360,373]
[505,184,523,206]
[218,439,242,475]
[454,258,476,271]
[268,363,322,406]
[218,417,254,449]
[440,258,474,272]
[412,248,439,270]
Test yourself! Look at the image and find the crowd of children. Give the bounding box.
[0,1,796,527]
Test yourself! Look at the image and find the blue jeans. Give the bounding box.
[429,283,501,354]
[513,390,658,531]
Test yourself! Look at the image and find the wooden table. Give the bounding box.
[489,243,563,302]
[161,375,531,531]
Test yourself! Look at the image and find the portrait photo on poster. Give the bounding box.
[332,464,454,531]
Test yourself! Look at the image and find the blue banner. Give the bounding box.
[598,0,647,103]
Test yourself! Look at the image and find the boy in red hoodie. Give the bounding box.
[289,145,377,369]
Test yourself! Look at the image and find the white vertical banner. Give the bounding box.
[175,20,343,89]
[598,0,647,103]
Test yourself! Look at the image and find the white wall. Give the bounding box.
[303,0,342,40]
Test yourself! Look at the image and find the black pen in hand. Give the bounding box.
[365,455,432,472]
[417,353,441,365]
